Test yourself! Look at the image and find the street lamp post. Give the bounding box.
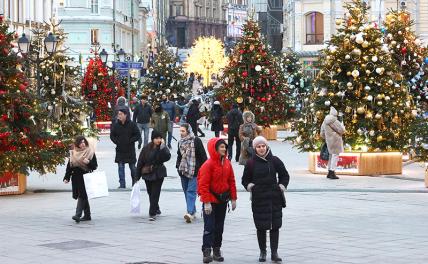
[18,32,58,96]
[117,48,132,103]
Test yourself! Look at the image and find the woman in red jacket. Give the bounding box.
[198,137,237,263]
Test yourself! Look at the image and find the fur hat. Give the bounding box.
[151,129,163,141]
[252,136,268,148]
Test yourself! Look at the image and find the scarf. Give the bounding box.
[70,144,95,171]
[178,134,196,178]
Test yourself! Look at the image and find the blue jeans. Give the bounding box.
[180,176,197,215]
[137,123,150,147]
[202,202,227,250]
[118,163,136,188]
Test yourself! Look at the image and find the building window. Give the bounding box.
[176,5,182,16]
[305,12,323,44]
[91,29,99,45]
[90,0,99,14]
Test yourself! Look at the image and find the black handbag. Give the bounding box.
[212,190,231,203]
[320,142,330,161]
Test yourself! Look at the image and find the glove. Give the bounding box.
[204,202,212,215]
[247,183,255,192]
[279,184,286,192]
[231,200,237,211]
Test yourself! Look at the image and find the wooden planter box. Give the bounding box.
[94,121,112,135]
[0,172,27,195]
[308,152,402,176]
[260,125,278,140]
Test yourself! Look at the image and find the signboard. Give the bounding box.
[314,153,359,174]
[112,62,143,69]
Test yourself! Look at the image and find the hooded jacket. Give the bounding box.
[239,111,261,141]
[320,107,346,154]
[197,138,238,203]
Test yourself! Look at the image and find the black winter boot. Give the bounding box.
[271,252,282,262]
[213,247,224,262]
[327,170,339,179]
[257,230,267,262]
[81,199,91,221]
[202,248,213,263]
[72,198,85,223]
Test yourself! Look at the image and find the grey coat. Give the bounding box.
[320,107,346,154]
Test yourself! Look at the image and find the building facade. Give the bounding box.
[226,0,248,45]
[56,0,141,63]
[248,0,283,52]
[0,0,55,35]
[165,0,228,48]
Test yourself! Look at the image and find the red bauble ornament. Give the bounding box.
[239,49,245,54]
[261,97,267,102]
[19,83,26,92]
[401,47,407,54]
[242,71,248,77]
[0,90,6,95]
[1,114,8,121]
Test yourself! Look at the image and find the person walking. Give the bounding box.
[110,108,141,188]
[176,123,207,223]
[133,95,153,148]
[239,111,262,165]
[210,101,224,138]
[241,136,290,263]
[64,136,98,223]
[320,106,346,180]
[161,94,176,149]
[186,99,202,137]
[136,130,171,221]
[198,138,237,263]
[113,96,130,122]
[151,104,170,141]
[226,103,243,162]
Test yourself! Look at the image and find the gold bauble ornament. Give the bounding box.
[362,41,369,48]
[376,135,383,142]
[236,97,243,103]
[357,107,365,114]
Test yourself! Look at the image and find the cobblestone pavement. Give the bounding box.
[1,191,427,264]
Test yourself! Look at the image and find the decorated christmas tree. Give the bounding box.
[278,49,312,116]
[29,20,95,139]
[82,56,118,121]
[292,0,416,152]
[383,9,428,104]
[0,16,66,175]
[141,47,188,100]
[218,18,288,127]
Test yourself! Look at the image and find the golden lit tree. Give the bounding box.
[185,37,228,87]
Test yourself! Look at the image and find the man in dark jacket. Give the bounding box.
[226,103,243,162]
[186,99,201,136]
[133,95,153,148]
[161,94,176,149]
[110,108,141,188]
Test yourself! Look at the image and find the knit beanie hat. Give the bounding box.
[151,129,163,141]
[252,136,268,148]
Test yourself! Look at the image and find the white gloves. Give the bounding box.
[231,200,237,211]
[204,202,212,215]
[279,184,286,192]
[247,183,255,192]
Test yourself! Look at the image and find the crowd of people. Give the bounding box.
[63,93,294,263]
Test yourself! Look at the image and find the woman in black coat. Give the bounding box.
[242,136,290,263]
[186,99,201,136]
[136,130,171,221]
[64,136,98,223]
[210,101,224,137]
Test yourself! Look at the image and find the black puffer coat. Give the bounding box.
[210,105,224,132]
[242,149,290,230]
[64,155,98,200]
[136,143,171,181]
[110,119,141,163]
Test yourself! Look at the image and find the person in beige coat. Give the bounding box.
[320,106,345,179]
[238,111,262,165]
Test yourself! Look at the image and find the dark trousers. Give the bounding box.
[227,130,241,161]
[75,197,90,217]
[144,178,164,216]
[257,229,279,253]
[214,131,220,137]
[190,122,198,136]
[202,202,227,250]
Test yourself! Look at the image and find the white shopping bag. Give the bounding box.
[83,171,109,199]
[130,180,141,214]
